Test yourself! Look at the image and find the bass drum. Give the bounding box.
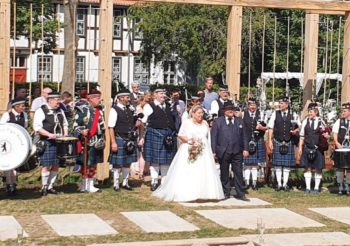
[0,123,32,171]
[333,149,350,169]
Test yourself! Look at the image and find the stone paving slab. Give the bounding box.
[195,208,325,229]
[41,214,118,237]
[310,207,350,225]
[121,211,199,233]
[243,232,350,246]
[180,197,271,207]
[0,216,28,241]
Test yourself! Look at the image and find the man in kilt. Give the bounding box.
[74,90,105,193]
[242,98,267,190]
[33,92,68,196]
[268,96,300,191]
[108,90,140,191]
[298,103,326,194]
[142,88,177,191]
[332,102,350,195]
[0,97,28,195]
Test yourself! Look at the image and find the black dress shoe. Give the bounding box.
[122,184,133,191]
[48,188,58,195]
[224,194,230,199]
[275,185,283,192]
[234,195,250,202]
[252,185,258,190]
[41,187,48,196]
[150,183,158,191]
[283,185,290,192]
[113,186,120,192]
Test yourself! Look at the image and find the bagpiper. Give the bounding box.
[33,92,68,196]
[0,97,28,195]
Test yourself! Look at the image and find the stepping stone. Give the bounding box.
[121,211,199,233]
[41,214,118,236]
[180,198,271,207]
[310,207,350,225]
[243,232,350,246]
[0,216,28,241]
[195,208,325,229]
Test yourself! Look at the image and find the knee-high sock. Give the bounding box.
[149,165,159,184]
[336,171,344,192]
[345,173,350,192]
[5,170,15,185]
[48,171,58,190]
[283,168,290,187]
[41,171,50,187]
[122,167,130,186]
[275,167,282,187]
[244,168,251,184]
[112,168,120,188]
[251,167,258,186]
[314,173,322,191]
[304,171,312,190]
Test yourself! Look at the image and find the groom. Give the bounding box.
[211,103,250,201]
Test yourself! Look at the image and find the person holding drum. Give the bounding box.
[33,92,68,196]
[332,102,350,196]
[0,97,28,196]
[108,89,141,192]
[298,103,326,194]
[74,90,105,193]
[268,96,300,192]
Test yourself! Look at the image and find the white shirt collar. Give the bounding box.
[11,109,20,116]
[117,103,126,109]
[219,98,227,103]
[154,100,164,106]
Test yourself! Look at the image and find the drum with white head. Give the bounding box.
[0,123,32,171]
[333,148,350,169]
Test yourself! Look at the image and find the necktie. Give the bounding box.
[283,112,287,120]
[16,115,21,121]
[310,118,315,129]
[160,104,165,111]
[228,117,233,125]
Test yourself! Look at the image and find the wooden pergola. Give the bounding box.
[1,0,350,179]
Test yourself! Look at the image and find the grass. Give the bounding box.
[1,169,350,245]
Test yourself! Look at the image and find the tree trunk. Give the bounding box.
[62,0,78,94]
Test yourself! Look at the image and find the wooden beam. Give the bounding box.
[342,12,350,104]
[0,0,10,115]
[302,13,319,107]
[306,10,345,16]
[136,0,350,12]
[97,0,113,181]
[226,6,242,99]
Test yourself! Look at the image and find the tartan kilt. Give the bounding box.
[144,127,177,165]
[109,136,137,167]
[244,138,266,165]
[76,146,103,166]
[300,146,325,169]
[39,140,59,166]
[272,140,296,167]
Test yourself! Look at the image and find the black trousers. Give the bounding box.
[219,151,244,197]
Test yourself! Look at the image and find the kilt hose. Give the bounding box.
[144,127,177,165]
[109,136,137,167]
[244,138,266,166]
[300,146,325,169]
[272,140,296,168]
[39,140,59,166]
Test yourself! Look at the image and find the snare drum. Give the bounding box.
[56,137,78,159]
[333,149,350,169]
[0,123,32,171]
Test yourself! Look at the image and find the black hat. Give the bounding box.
[88,89,101,97]
[11,97,26,107]
[279,96,289,103]
[342,102,350,109]
[308,102,318,110]
[47,91,60,99]
[154,88,166,93]
[223,101,234,111]
[191,96,200,100]
[219,85,228,92]
[247,97,257,105]
[116,89,131,97]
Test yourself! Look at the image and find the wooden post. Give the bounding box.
[97,0,113,180]
[0,0,10,115]
[302,13,319,107]
[226,6,242,99]
[342,12,350,104]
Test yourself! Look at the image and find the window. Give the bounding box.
[134,57,149,84]
[76,9,85,36]
[163,61,176,84]
[113,9,123,38]
[112,57,122,83]
[37,56,52,82]
[133,18,142,39]
[76,56,85,82]
[10,56,26,68]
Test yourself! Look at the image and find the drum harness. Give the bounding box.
[341,121,350,148]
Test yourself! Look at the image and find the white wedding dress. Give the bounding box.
[153,119,225,202]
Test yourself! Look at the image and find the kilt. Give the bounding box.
[244,138,266,165]
[76,146,103,166]
[300,146,324,169]
[109,136,137,167]
[272,140,296,167]
[144,127,177,165]
[39,140,59,166]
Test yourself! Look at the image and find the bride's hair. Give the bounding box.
[190,105,203,118]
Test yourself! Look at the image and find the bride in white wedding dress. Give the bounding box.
[153,105,225,202]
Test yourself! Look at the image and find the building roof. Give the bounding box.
[79,0,139,6]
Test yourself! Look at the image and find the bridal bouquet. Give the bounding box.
[188,138,204,163]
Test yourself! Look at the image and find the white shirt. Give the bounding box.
[225,116,234,125]
[333,118,350,134]
[210,98,230,115]
[0,109,28,128]
[141,100,165,123]
[108,103,127,128]
[33,105,68,133]
[267,110,301,129]
[299,117,324,137]
[30,96,47,112]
